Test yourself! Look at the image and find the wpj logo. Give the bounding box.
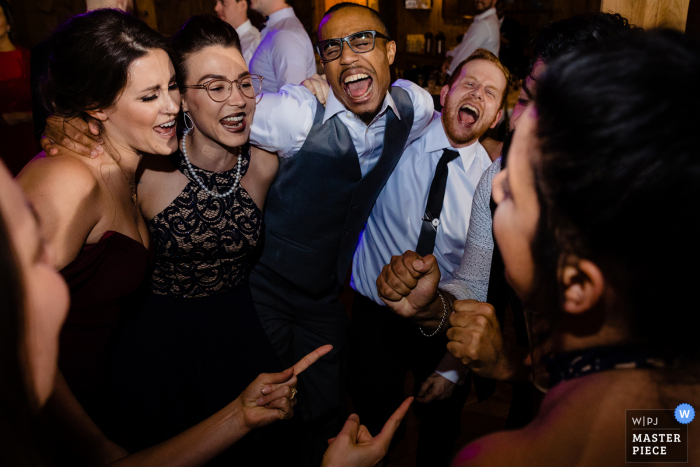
[626,407,692,463]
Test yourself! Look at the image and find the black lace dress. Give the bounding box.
[113,149,286,465]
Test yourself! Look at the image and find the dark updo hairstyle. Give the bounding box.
[42,9,170,126]
[0,198,48,466]
[532,30,700,360]
[170,15,241,91]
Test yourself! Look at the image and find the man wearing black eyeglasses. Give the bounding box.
[247,3,436,465]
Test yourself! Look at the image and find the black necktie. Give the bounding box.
[415,149,459,256]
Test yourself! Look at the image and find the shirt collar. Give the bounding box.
[322,87,401,125]
[265,7,296,28]
[235,19,254,36]
[474,7,497,22]
[424,114,481,172]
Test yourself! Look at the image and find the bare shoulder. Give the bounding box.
[249,146,279,183]
[17,152,100,203]
[137,154,188,221]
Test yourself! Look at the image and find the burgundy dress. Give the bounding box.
[0,47,39,175]
[59,231,151,442]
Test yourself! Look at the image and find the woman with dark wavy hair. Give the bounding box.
[16,9,310,467]
[1,158,331,467]
[17,9,178,461]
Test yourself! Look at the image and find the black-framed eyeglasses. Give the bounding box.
[315,30,391,62]
[184,74,264,101]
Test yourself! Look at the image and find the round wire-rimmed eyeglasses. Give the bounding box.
[184,74,265,101]
[315,30,391,63]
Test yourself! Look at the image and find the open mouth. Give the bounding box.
[343,72,373,101]
[154,119,176,138]
[220,113,246,132]
[458,104,480,127]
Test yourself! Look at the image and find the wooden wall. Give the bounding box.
[601,0,691,30]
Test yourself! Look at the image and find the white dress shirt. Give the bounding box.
[350,113,492,383]
[250,79,435,175]
[235,19,262,66]
[447,7,500,75]
[249,7,317,93]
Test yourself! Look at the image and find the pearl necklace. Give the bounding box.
[181,129,243,198]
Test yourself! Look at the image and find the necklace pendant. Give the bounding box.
[132,193,138,204]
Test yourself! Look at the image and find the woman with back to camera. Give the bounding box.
[17,9,313,466]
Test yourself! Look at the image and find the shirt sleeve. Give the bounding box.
[447,21,491,75]
[435,352,469,385]
[440,158,501,302]
[269,29,317,88]
[391,79,436,148]
[249,84,317,158]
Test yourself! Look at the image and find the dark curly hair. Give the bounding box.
[532,29,700,359]
[529,13,637,76]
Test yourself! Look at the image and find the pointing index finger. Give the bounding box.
[293,344,333,376]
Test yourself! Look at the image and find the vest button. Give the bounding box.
[351,204,358,210]
[345,229,351,235]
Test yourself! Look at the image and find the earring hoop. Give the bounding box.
[183,111,194,131]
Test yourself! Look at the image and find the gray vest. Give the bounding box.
[258,86,414,295]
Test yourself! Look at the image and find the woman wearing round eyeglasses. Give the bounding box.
[111,15,291,465]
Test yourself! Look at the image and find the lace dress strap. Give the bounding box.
[148,145,262,298]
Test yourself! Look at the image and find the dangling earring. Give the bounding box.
[183,111,194,132]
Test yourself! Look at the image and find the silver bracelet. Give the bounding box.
[419,290,449,337]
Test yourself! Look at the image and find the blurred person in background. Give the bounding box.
[215,0,261,65]
[248,0,316,92]
[0,0,39,176]
[443,0,500,76]
[495,0,526,78]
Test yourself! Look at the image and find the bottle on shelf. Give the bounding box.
[424,32,434,55]
[435,31,446,56]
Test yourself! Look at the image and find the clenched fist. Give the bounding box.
[376,250,447,328]
[446,300,515,380]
